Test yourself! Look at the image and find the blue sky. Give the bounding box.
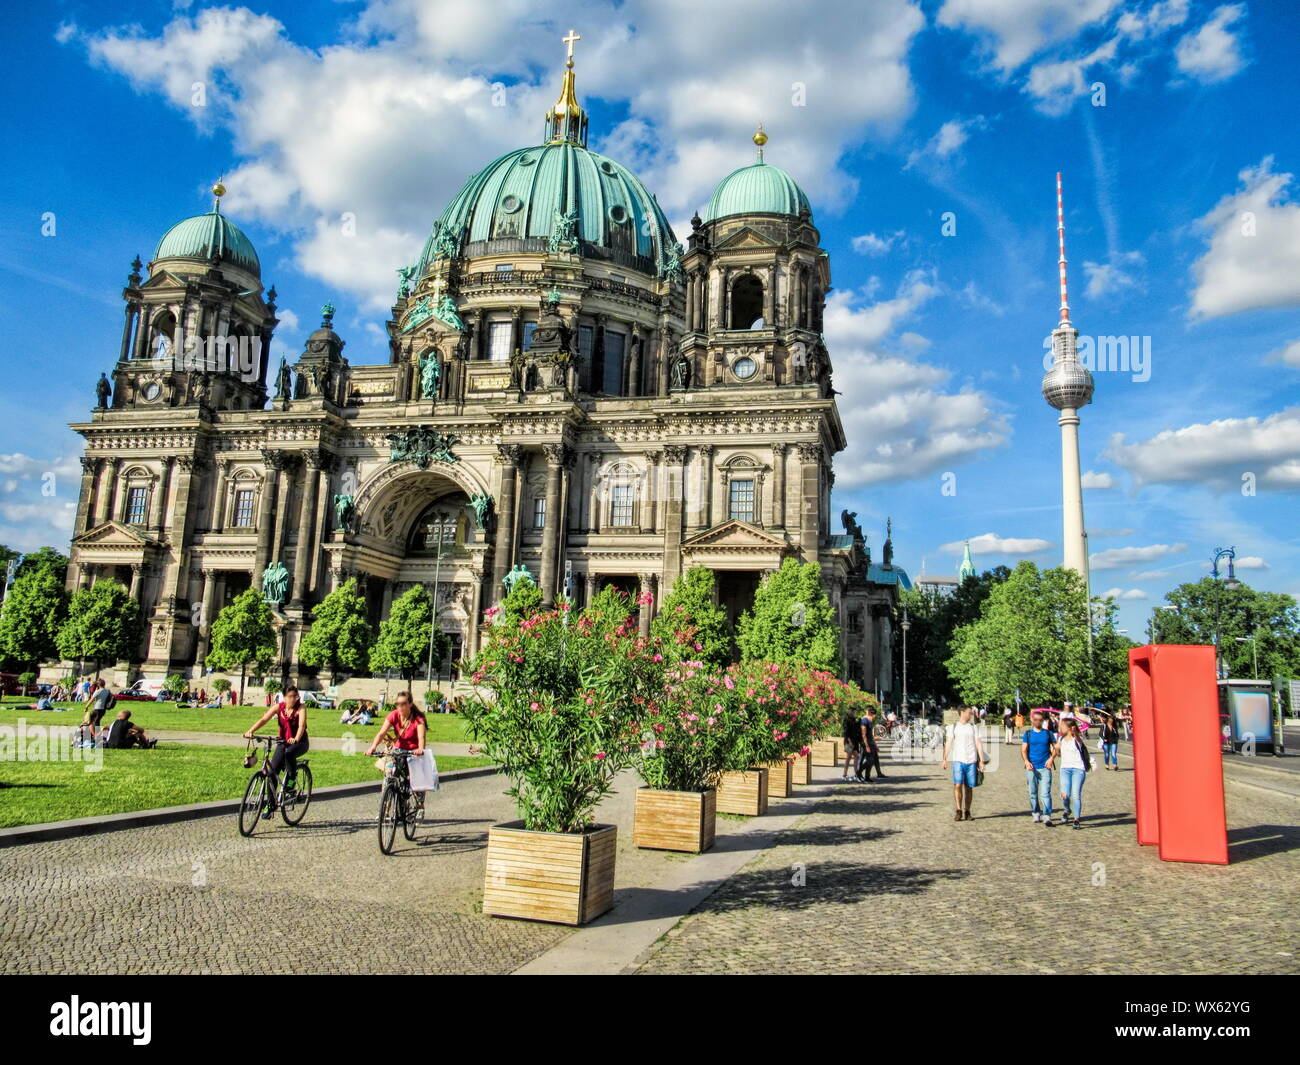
[1,0,1298,639]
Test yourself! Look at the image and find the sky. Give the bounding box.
[1,0,1298,640]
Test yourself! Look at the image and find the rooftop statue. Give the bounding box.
[261,560,290,606]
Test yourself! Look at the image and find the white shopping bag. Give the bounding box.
[407,750,440,793]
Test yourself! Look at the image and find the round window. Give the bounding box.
[732,356,757,380]
[518,154,536,166]
[608,204,628,224]
[600,160,616,175]
[500,195,522,214]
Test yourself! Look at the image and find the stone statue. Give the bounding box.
[883,518,894,567]
[274,358,292,401]
[670,353,691,391]
[469,492,494,534]
[333,493,356,532]
[419,349,441,399]
[153,333,172,360]
[396,265,416,298]
[386,425,459,469]
[502,563,535,595]
[548,208,579,253]
[261,560,291,606]
[841,510,862,541]
[663,242,685,284]
[95,373,111,409]
[430,221,458,261]
[433,296,465,332]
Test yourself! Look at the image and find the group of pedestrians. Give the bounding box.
[840,705,886,783]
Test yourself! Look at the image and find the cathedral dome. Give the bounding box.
[703,159,811,223]
[416,142,677,277]
[153,199,260,278]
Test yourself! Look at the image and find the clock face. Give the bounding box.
[142,382,161,401]
[732,356,757,380]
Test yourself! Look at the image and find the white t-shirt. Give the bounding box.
[1059,735,1086,770]
[946,721,979,764]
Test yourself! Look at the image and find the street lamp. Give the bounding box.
[900,607,911,720]
[1210,546,1240,676]
[425,509,448,696]
[1236,635,1259,679]
[1149,604,1179,643]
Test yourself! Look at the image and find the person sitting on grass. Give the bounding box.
[104,709,157,749]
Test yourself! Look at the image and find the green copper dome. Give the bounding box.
[153,209,261,276]
[417,142,678,277]
[703,160,811,222]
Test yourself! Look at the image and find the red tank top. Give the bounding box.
[277,704,304,741]
[386,709,424,750]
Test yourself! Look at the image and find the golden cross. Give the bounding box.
[562,29,581,65]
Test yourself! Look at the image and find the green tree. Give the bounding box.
[946,561,1128,706]
[15,547,69,584]
[296,577,374,682]
[1154,577,1300,680]
[651,566,732,669]
[371,585,444,687]
[499,576,543,622]
[736,558,841,673]
[211,677,232,700]
[205,589,278,704]
[55,580,142,678]
[0,563,69,670]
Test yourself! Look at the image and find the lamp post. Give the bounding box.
[424,510,447,695]
[1210,546,1240,678]
[900,607,911,720]
[1236,635,1259,679]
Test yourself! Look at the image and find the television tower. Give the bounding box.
[1040,173,1093,582]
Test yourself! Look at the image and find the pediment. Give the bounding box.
[681,519,791,551]
[73,521,159,548]
[715,226,778,251]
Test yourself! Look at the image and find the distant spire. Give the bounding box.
[959,540,975,581]
[1056,171,1070,327]
[544,29,588,147]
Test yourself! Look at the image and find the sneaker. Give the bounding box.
[1042,817,1054,827]
[963,811,973,821]
[954,810,963,822]
[1072,820,1082,830]
[1032,813,1041,823]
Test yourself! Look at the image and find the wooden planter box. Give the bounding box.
[716,768,769,816]
[483,821,616,926]
[811,739,841,766]
[765,759,793,798]
[791,751,812,786]
[633,787,717,853]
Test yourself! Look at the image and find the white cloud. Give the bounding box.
[1264,339,1300,368]
[1081,470,1114,489]
[905,116,986,168]
[1106,408,1300,491]
[939,532,1053,555]
[1175,3,1247,84]
[1083,249,1144,298]
[1090,543,1187,570]
[1189,157,1300,319]
[74,2,928,309]
[937,0,1121,73]
[1089,527,1135,537]
[1234,556,1269,570]
[1100,587,1149,600]
[823,274,1010,486]
[851,231,904,255]
[1024,37,1117,114]
[0,453,80,553]
[1116,0,1190,40]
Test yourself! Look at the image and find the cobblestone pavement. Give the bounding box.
[3,739,1295,974]
[148,730,475,756]
[0,771,682,975]
[635,741,1300,975]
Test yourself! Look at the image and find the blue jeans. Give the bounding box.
[1061,767,1086,820]
[1026,767,1053,816]
[1102,742,1117,767]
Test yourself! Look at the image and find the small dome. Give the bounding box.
[703,161,810,222]
[416,142,677,277]
[1041,361,1095,410]
[153,209,260,276]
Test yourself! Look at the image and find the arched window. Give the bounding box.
[408,494,468,553]
[730,275,764,330]
[150,310,177,359]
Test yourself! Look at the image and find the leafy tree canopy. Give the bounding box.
[736,558,840,673]
[55,580,142,676]
[296,577,374,681]
[0,563,69,669]
[651,567,733,669]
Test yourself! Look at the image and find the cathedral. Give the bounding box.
[64,35,910,695]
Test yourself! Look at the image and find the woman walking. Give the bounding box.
[1056,716,1092,829]
[1099,712,1120,770]
[840,708,860,782]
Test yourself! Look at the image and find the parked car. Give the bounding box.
[299,691,335,710]
[114,687,158,702]
[0,673,22,696]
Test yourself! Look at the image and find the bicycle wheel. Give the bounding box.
[280,764,313,826]
[378,783,401,855]
[238,772,268,837]
[402,788,419,841]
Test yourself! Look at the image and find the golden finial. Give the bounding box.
[753,124,767,162]
[211,178,227,211]
[546,29,588,146]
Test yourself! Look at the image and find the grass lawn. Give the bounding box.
[0,742,493,828]
[0,698,469,743]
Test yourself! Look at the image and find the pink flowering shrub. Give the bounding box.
[463,587,665,832]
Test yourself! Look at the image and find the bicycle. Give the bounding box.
[376,748,425,855]
[238,735,314,837]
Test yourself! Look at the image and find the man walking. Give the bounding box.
[1022,709,1058,826]
[1003,708,1015,744]
[942,706,987,821]
[81,679,115,747]
[857,706,886,780]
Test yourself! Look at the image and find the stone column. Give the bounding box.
[586,452,603,534]
[797,442,822,561]
[657,326,672,396]
[627,326,643,397]
[585,571,599,609]
[157,455,198,618]
[212,457,230,531]
[134,305,152,359]
[660,445,687,592]
[149,458,172,533]
[288,450,322,608]
[637,572,655,636]
[380,579,395,622]
[271,455,296,564]
[74,457,96,536]
[771,444,786,529]
[253,450,283,578]
[642,451,661,534]
[193,569,217,662]
[128,562,143,602]
[490,444,524,599]
[467,566,483,655]
[92,459,114,526]
[693,445,714,530]
[309,454,333,596]
[538,444,567,604]
[119,305,137,362]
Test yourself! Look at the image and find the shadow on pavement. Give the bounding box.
[1227,824,1300,862]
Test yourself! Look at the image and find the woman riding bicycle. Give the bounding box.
[365,691,428,810]
[244,685,309,812]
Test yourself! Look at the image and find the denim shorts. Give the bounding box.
[951,761,977,786]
